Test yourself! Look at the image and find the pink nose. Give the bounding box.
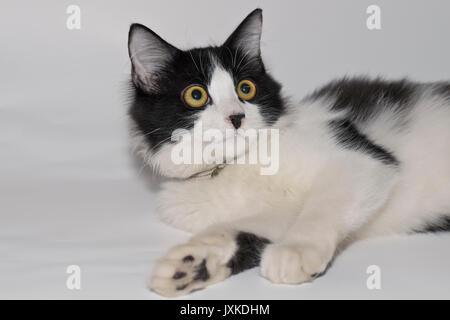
[228,113,245,129]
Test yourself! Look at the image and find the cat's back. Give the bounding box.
[309,76,448,115]
[307,77,423,122]
[279,76,450,170]
[303,77,450,149]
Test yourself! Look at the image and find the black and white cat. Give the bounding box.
[127,9,450,297]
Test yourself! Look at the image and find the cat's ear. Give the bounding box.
[128,23,179,92]
[223,9,263,59]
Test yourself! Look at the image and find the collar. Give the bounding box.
[186,164,226,180]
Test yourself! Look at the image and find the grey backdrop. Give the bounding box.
[1,0,449,299]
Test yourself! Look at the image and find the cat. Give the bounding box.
[127,9,450,297]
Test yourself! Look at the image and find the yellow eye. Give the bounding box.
[237,79,256,101]
[182,85,209,108]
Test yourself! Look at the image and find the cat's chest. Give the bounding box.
[217,123,329,210]
[221,144,322,210]
[267,152,319,203]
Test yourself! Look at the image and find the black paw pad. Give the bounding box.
[173,271,187,280]
[193,259,210,281]
[183,255,195,263]
[176,283,189,291]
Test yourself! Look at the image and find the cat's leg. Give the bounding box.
[149,212,294,297]
[260,157,399,284]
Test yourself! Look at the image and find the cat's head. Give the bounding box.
[128,9,285,178]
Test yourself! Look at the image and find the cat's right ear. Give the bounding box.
[128,23,179,92]
[223,9,263,61]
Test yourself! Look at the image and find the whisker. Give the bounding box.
[235,47,250,73]
[224,46,236,69]
[233,47,239,69]
[141,127,162,137]
[199,51,207,79]
[147,125,185,151]
[238,57,254,74]
[188,51,201,74]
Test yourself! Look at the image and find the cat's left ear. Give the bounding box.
[223,9,263,59]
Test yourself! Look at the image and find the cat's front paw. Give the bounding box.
[149,231,237,297]
[260,243,331,284]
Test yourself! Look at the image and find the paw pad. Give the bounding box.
[176,283,189,291]
[193,259,209,281]
[172,271,187,279]
[182,255,195,263]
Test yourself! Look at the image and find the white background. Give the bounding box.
[1,0,449,299]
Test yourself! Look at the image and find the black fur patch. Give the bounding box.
[309,77,418,122]
[227,232,271,275]
[193,259,210,281]
[329,119,399,166]
[433,82,450,101]
[418,216,450,233]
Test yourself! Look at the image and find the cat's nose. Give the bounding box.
[228,113,245,129]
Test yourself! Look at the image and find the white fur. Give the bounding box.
[148,87,450,296]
